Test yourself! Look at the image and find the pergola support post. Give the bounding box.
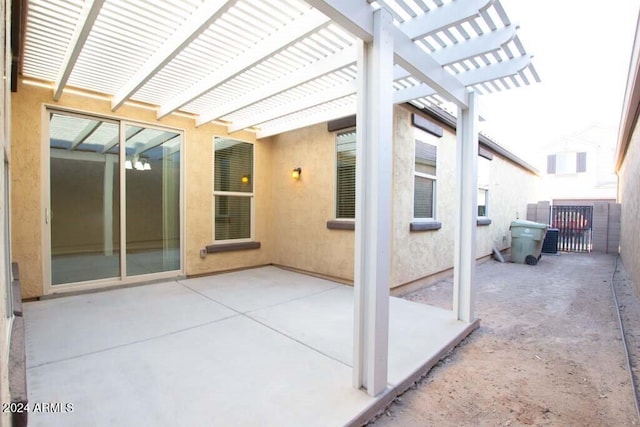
[453,89,478,322]
[353,7,393,397]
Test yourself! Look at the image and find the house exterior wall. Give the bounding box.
[10,82,273,299]
[270,105,540,289]
[1,0,11,421]
[10,83,540,298]
[269,122,354,282]
[618,121,640,294]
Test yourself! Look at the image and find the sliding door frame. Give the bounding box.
[41,105,186,295]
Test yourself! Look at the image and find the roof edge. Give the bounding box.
[407,103,539,175]
[616,10,640,172]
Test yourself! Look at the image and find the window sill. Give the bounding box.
[477,217,492,226]
[326,219,355,230]
[410,221,442,232]
[206,241,261,253]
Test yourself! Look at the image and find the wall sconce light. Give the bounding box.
[291,167,302,180]
[241,175,250,184]
[143,161,151,171]
[125,160,133,170]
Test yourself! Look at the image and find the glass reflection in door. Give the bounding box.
[49,113,120,285]
[124,125,181,276]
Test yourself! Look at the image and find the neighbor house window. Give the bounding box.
[478,156,490,217]
[547,152,586,174]
[414,130,437,220]
[213,138,254,241]
[336,130,356,219]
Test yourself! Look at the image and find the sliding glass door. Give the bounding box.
[124,125,181,276]
[47,111,182,288]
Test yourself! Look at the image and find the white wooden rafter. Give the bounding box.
[53,0,105,100]
[228,80,356,132]
[306,0,468,108]
[157,7,331,119]
[196,45,357,126]
[111,0,238,111]
[400,0,493,39]
[23,0,540,140]
[430,24,517,65]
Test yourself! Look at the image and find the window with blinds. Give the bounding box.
[478,156,491,217]
[213,138,254,241]
[336,130,356,219]
[414,136,437,219]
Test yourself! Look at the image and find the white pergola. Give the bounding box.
[20,0,538,397]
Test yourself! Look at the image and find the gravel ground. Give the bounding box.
[370,252,638,426]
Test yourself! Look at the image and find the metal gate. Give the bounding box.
[550,205,593,252]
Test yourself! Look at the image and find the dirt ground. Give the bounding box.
[370,252,639,426]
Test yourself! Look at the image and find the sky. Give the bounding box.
[476,0,640,166]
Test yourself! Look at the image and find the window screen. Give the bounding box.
[214,138,254,241]
[414,140,437,219]
[336,130,356,219]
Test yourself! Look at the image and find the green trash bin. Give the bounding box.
[509,220,548,265]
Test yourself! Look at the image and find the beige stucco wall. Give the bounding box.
[391,106,539,287]
[475,152,540,258]
[269,122,354,281]
[270,105,540,289]
[11,81,273,298]
[1,0,11,419]
[618,120,640,295]
[391,106,457,287]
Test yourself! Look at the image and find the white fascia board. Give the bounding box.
[53,0,106,101]
[157,8,330,119]
[111,0,237,111]
[431,25,517,65]
[256,103,356,139]
[228,80,357,132]
[196,46,357,126]
[457,54,531,86]
[400,0,494,40]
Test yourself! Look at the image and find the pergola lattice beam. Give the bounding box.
[53,0,105,101]
[431,24,517,65]
[400,0,493,40]
[158,8,330,119]
[306,0,468,107]
[228,81,357,133]
[257,103,356,139]
[457,54,531,86]
[395,54,529,102]
[111,0,237,111]
[196,46,357,127]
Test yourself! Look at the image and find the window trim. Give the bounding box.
[412,129,438,222]
[334,127,356,220]
[477,154,491,221]
[212,136,256,244]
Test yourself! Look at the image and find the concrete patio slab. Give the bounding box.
[248,286,471,385]
[25,281,237,368]
[182,266,342,313]
[24,266,475,426]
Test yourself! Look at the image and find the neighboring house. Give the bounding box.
[0,0,540,410]
[540,124,617,206]
[617,6,640,296]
